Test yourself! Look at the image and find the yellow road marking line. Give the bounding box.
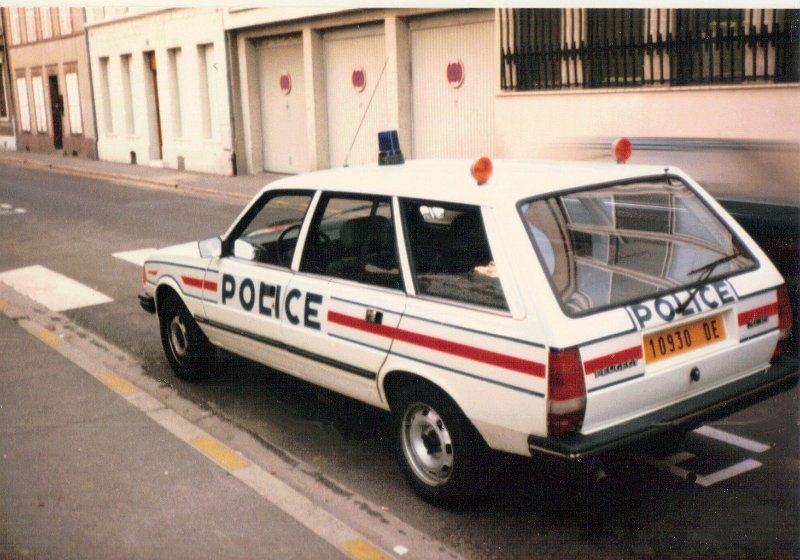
[190,435,250,471]
[99,371,139,395]
[341,540,394,560]
[34,328,64,346]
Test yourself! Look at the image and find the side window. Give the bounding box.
[300,194,401,290]
[230,191,313,267]
[401,200,508,311]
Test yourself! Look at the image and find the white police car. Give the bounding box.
[140,133,797,504]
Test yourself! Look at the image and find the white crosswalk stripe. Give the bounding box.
[0,265,113,311]
[0,202,26,215]
[693,425,771,453]
[113,248,157,267]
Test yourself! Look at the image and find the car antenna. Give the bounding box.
[343,56,390,168]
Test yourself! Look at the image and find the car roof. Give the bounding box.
[265,159,675,207]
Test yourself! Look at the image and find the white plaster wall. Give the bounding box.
[494,84,800,198]
[0,134,16,151]
[223,7,349,31]
[495,85,800,159]
[89,8,233,175]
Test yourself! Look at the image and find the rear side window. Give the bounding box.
[519,178,756,316]
[401,200,508,311]
[300,194,402,290]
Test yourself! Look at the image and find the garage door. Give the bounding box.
[258,37,309,174]
[410,15,494,159]
[323,25,387,168]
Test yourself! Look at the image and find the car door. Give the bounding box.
[200,189,314,371]
[282,192,407,405]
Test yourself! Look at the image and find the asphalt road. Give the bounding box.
[1,162,798,559]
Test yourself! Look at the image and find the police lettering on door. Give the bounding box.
[221,274,323,330]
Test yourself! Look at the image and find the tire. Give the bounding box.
[392,384,488,506]
[158,293,213,381]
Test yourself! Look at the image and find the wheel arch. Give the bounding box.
[380,364,500,447]
[154,279,183,316]
[382,370,481,437]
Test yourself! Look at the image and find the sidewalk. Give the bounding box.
[0,149,281,202]
[0,310,349,560]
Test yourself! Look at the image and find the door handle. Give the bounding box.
[366,309,383,325]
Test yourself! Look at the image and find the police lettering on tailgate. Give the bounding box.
[221,273,323,331]
[629,280,737,329]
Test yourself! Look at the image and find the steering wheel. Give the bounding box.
[276,224,302,266]
[276,224,331,267]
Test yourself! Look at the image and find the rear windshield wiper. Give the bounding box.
[688,251,744,277]
[676,251,743,314]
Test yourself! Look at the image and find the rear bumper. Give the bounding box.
[528,354,799,460]
[138,292,156,314]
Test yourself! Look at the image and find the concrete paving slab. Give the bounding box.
[0,312,345,560]
[0,151,281,202]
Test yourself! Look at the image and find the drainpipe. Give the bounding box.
[222,12,237,176]
[82,8,99,160]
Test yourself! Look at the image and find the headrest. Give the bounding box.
[340,216,392,250]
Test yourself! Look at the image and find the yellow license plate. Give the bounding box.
[644,315,726,364]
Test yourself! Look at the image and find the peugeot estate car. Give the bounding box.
[140,136,797,504]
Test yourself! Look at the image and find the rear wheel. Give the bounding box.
[392,384,488,506]
[159,293,213,381]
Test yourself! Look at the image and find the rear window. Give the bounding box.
[519,177,757,316]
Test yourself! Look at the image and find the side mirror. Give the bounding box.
[198,236,222,258]
[233,239,257,261]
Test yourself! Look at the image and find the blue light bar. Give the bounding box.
[378,130,404,166]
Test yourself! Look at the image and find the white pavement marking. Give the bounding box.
[641,437,767,487]
[0,205,26,215]
[693,425,772,453]
[112,248,157,267]
[0,265,112,311]
[695,459,763,487]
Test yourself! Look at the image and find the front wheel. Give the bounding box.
[159,293,213,381]
[392,384,488,506]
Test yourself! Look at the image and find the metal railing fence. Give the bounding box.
[500,8,799,91]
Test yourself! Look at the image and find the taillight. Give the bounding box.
[547,348,587,438]
[773,285,793,359]
[141,265,147,287]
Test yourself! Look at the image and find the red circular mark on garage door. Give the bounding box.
[446,59,464,88]
[279,72,292,95]
[352,67,366,92]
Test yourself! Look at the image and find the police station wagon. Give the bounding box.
[140,135,797,504]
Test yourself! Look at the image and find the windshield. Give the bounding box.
[519,177,757,316]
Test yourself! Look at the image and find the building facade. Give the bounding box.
[85,8,233,174]
[222,7,798,191]
[10,7,791,187]
[494,8,799,196]
[218,7,798,201]
[224,8,497,175]
[4,7,95,157]
[0,13,15,151]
